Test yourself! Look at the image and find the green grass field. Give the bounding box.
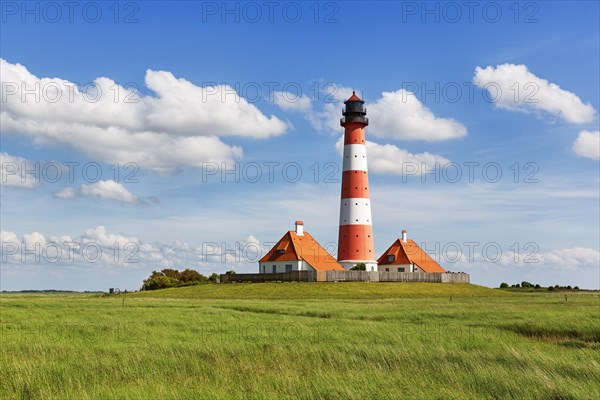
[1,283,599,399]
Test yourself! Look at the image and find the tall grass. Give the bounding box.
[1,284,598,399]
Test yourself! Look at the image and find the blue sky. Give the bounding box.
[1,1,599,291]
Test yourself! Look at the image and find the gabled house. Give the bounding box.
[259,221,345,273]
[377,230,446,273]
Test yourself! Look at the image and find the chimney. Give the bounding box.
[402,229,407,243]
[295,220,304,236]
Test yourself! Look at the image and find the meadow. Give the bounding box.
[1,283,599,399]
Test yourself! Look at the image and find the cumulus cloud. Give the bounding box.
[53,187,77,199]
[0,152,38,188]
[80,180,139,203]
[541,247,600,271]
[367,90,467,141]
[335,137,450,176]
[273,91,312,112]
[0,59,288,174]
[305,85,466,141]
[455,246,600,272]
[53,180,142,203]
[572,130,599,160]
[473,63,596,124]
[0,226,265,272]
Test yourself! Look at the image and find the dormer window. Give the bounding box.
[388,255,395,263]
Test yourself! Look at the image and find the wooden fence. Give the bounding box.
[220,271,469,284]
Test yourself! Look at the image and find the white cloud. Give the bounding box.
[457,247,600,273]
[80,180,139,203]
[473,63,596,124]
[0,230,19,244]
[307,85,466,141]
[541,247,600,271]
[335,137,450,176]
[23,232,46,248]
[273,91,312,112]
[53,187,77,199]
[368,90,467,141]
[0,152,38,188]
[0,59,288,173]
[0,226,265,274]
[572,130,599,160]
[54,180,152,204]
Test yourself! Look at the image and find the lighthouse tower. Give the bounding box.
[337,92,377,271]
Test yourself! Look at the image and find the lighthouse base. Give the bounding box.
[339,260,379,272]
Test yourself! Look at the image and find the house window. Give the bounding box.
[285,264,292,273]
[272,265,276,273]
[262,265,266,273]
[398,267,404,272]
[388,255,395,262]
[385,268,389,272]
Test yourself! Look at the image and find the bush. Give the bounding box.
[349,263,367,271]
[521,281,532,288]
[574,286,579,290]
[142,268,209,291]
[499,283,509,288]
[548,286,555,291]
[534,284,541,289]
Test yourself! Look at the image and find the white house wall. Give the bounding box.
[260,260,310,273]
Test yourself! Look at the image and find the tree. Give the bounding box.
[534,284,541,289]
[499,283,509,288]
[349,263,366,271]
[179,269,205,283]
[209,273,220,282]
[521,281,532,288]
[225,270,236,275]
[142,268,209,291]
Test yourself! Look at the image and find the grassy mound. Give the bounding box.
[129,282,510,299]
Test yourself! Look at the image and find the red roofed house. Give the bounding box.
[377,230,446,273]
[259,221,345,273]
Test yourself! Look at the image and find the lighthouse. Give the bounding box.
[337,92,377,271]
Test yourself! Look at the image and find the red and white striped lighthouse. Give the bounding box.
[337,92,377,271]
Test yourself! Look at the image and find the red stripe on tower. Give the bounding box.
[337,92,377,271]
